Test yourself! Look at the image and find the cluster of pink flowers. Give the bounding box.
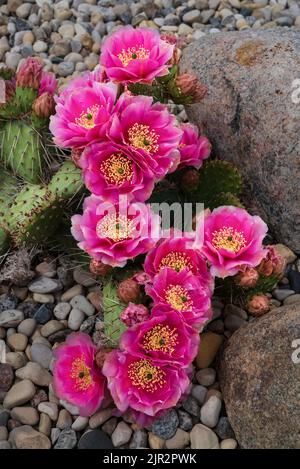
[53,230,213,419]
[51,26,276,423]
[49,26,211,269]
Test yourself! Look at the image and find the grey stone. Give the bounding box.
[29,278,62,294]
[178,409,193,431]
[182,29,300,252]
[78,429,113,449]
[54,429,77,449]
[151,409,179,439]
[0,310,24,328]
[219,303,300,448]
[30,343,52,369]
[3,380,36,409]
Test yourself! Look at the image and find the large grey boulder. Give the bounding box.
[181,29,300,252]
[218,303,300,449]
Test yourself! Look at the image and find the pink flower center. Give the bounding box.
[75,104,100,129]
[70,355,93,391]
[164,284,193,312]
[159,252,193,273]
[142,324,178,355]
[128,359,166,393]
[100,153,133,185]
[211,226,247,253]
[96,214,134,241]
[127,123,159,154]
[118,46,150,67]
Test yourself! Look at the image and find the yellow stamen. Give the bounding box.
[96,214,134,241]
[128,359,166,393]
[211,226,247,253]
[75,104,100,129]
[142,324,178,355]
[164,284,193,312]
[70,354,93,391]
[100,153,133,185]
[128,123,159,154]
[118,46,150,67]
[159,252,193,273]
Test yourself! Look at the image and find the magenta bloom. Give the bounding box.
[120,303,150,327]
[108,94,182,180]
[102,350,190,416]
[100,26,174,84]
[146,268,212,327]
[49,81,118,148]
[39,71,58,96]
[201,205,268,278]
[120,310,199,367]
[71,195,161,268]
[144,233,213,289]
[78,140,156,203]
[178,123,211,170]
[52,333,106,417]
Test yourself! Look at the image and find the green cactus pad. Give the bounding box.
[103,280,127,348]
[47,160,84,201]
[0,170,18,216]
[3,184,63,247]
[0,120,44,184]
[245,274,278,301]
[0,227,9,255]
[190,160,243,208]
[209,192,244,209]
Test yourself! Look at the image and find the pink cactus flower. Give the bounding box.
[49,81,118,148]
[132,271,152,285]
[71,195,161,268]
[56,69,106,104]
[120,302,150,327]
[78,140,156,203]
[178,123,211,170]
[200,205,268,278]
[144,233,213,289]
[120,310,200,367]
[100,26,174,84]
[107,94,182,180]
[52,333,106,417]
[146,268,212,327]
[38,71,58,96]
[102,350,190,416]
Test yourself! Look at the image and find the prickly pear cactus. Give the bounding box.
[2,184,63,247]
[47,160,84,201]
[1,121,44,184]
[189,160,243,208]
[102,280,127,347]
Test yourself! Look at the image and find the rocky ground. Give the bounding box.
[0,242,299,449]
[0,0,300,81]
[0,0,300,451]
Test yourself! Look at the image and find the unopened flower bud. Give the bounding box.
[257,246,286,278]
[94,348,113,369]
[89,259,112,277]
[32,92,55,118]
[181,168,200,192]
[118,278,141,303]
[176,73,208,102]
[132,271,152,286]
[236,267,259,288]
[16,58,43,90]
[247,295,270,317]
[120,303,149,327]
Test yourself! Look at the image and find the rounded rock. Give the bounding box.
[3,380,36,409]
